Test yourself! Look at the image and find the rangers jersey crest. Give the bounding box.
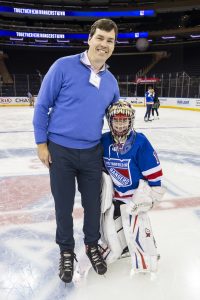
[104,158,132,187]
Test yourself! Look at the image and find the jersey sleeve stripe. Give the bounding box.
[144,169,163,180]
[142,165,162,176]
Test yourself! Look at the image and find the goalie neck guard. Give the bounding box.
[106,100,135,148]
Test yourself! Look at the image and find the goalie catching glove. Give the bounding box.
[127,179,165,215]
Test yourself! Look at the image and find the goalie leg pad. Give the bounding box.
[120,205,158,273]
[101,172,114,213]
[114,215,127,252]
[100,204,126,264]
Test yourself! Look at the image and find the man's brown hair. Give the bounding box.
[89,18,118,40]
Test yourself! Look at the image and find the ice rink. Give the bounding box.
[0,106,200,300]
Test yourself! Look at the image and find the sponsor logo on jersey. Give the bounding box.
[145,228,151,237]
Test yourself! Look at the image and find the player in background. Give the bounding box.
[100,100,165,273]
[144,86,154,122]
[28,91,34,107]
[152,89,160,120]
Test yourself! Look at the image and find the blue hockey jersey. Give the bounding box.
[101,131,163,203]
[145,91,154,104]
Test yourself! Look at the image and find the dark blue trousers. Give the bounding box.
[144,104,153,119]
[48,140,103,252]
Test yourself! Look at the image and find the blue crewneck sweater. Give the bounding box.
[33,53,120,149]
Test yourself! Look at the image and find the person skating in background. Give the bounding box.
[28,91,34,107]
[152,89,160,119]
[144,87,154,122]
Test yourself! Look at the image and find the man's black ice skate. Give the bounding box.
[86,244,107,275]
[59,250,77,283]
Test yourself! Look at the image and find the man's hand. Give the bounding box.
[37,143,52,168]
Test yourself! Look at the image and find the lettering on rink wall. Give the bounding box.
[0,97,35,106]
[0,96,200,111]
[121,97,200,111]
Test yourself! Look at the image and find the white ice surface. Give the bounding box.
[0,107,200,300]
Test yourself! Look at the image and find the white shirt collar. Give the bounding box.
[80,51,108,73]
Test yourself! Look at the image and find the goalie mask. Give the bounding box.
[106,100,135,147]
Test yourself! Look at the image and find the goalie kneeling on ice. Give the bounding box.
[100,174,165,273]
